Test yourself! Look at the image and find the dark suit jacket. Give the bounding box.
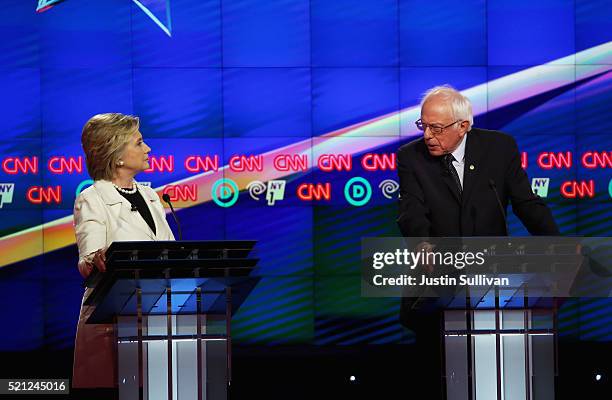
[397,128,559,237]
[396,128,559,328]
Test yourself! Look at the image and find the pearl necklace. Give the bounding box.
[113,182,137,194]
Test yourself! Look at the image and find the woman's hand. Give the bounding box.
[91,248,107,273]
[78,248,107,278]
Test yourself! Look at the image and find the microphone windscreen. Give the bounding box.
[162,193,171,203]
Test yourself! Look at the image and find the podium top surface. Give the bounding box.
[106,240,257,252]
[83,240,260,322]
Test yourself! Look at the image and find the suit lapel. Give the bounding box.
[461,130,487,207]
[422,147,461,204]
[440,163,462,204]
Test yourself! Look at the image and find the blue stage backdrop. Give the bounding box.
[0,0,611,350]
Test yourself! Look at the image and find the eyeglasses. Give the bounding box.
[415,119,461,135]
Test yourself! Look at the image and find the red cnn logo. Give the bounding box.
[317,154,352,172]
[26,186,62,204]
[297,183,331,201]
[185,155,219,172]
[362,153,396,171]
[229,155,263,172]
[537,152,572,169]
[560,180,595,198]
[581,152,612,169]
[273,154,309,172]
[144,156,174,173]
[48,156,83,174]
[2,157,39,174]
[162,184,197,202]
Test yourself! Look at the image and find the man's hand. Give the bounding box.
[415,241,435,274]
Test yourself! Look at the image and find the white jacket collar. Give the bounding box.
[93,180,157,205]
[93,180,125,205]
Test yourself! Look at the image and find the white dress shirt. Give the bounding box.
[449,135,467,188]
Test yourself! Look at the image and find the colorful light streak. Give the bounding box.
[0,41,610,268]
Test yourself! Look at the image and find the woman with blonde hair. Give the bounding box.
[72,113,175,388]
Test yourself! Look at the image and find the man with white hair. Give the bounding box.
[397,85,558,237]
[396,85,559,398]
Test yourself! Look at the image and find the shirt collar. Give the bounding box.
[451,134,467,163]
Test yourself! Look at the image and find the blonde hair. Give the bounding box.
[420,85,474,129]
[81,113,140,181]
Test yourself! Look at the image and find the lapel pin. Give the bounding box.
[469,164,475,170]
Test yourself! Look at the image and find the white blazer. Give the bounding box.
[72,180,175,388]
[75,180,175,264]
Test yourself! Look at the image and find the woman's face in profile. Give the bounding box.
[120,130,151,173]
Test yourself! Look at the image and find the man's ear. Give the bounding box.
[459,120,470,135]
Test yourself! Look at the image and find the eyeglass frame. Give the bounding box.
[415,119,462,135]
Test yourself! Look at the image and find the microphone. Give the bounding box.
[162,193,183,241]
[131,204,138,212]
[488,179,509,236]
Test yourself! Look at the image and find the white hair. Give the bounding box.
[420,85,474,129]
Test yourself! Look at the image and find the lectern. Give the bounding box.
[442,287,558,400]
[429,239,581,400]
[83,240,260,400]
[362,236,593,400]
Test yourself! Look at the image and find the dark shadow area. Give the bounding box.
[0,341,609,399]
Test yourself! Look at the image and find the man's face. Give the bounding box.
[420,96,469,157]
